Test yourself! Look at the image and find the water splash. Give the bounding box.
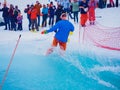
[60,50,118,89]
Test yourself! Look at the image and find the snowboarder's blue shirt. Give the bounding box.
[47,20,74,42]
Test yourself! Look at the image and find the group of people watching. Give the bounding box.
[98,0,119,8]
[24,1,65,31]
[0,0,119,31]
[0,3,23,31]
[24,0,96,31]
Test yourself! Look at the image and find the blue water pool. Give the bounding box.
[0,40,120,90]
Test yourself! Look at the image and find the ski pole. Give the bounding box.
[0,34,21,90]
[79,22,81,43]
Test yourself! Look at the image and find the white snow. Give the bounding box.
[0,0,120,58]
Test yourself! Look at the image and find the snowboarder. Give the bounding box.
[41,13,74,55]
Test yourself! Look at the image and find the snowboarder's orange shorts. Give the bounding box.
[52,38,66,50]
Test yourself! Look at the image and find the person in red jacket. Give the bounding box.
[28,5,39,31]
[34,1,42,26]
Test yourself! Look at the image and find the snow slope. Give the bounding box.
[0,0,120,90]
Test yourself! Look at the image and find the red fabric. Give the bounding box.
[88,8,95,21]
[28,8,38,19]
[110,0,114,3]
[34,4,42,15]
[80,13,88,26]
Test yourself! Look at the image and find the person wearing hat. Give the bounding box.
[41,13,74,55]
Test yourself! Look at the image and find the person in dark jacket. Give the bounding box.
[0,4,10,30]
[79,0,88,27]
[48,4,56,27]
[55,5,64,23]
[8,4,16,31]
[24,4,31,30]
[14,5,20,30]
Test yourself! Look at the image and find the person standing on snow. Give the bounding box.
[28,5,39,31]
[24,4,31,30]
[8,4,16,31]
[88,0,97,25]
[41,13,74,55]
[55,5,64,23]
[17,12,23,31]
[41,4,48,27]
[48,2,56,27]
[34,1,42,27]
[0,3,10,30]
[79,0,88,27]
[71,0,79,23]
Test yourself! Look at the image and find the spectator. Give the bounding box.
[41,4,48,27]
[24,4,31,30]
[48,3,56,27]
[0,3,10,30]
[55,5,64,23]
[17,12,23,30]
[79,0,88,27]
[8,4,16,31]
[28,5,39,31]
[88,0,97,25]
[14,5,20,30]
[71,0,79,23]
[34,1,42,26]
